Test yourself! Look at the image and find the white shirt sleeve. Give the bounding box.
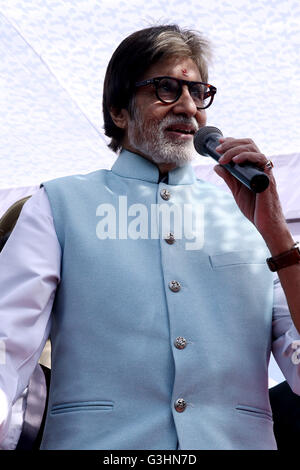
[272,274,300,395]
[0,388,27,450]
[0,187,61,442]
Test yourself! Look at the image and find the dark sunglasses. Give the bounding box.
[135,76,217,110]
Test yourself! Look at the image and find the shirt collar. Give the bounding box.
[111,149,196,185]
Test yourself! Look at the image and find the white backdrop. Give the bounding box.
[0,0,300,188]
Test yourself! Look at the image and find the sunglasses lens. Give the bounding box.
[189,84,211,109]
[153,78,214,109]
[157,78,180,103]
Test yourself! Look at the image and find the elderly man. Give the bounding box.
[0,24,300,450]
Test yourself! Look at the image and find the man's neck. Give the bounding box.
[157,161,177,175]
[122,146,177,176]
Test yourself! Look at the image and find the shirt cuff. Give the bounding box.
[0,388,27,450]
[0,388,12,445]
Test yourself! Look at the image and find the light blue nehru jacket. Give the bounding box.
[40,150,275,450]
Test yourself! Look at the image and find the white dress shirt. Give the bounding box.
[0,186,299,447]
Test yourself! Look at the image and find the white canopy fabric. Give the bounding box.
[0,0,300,188]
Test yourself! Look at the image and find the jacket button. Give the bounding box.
[174,337,187,349]
[160,188,171,200]
[174,398,187,413]
[165,232,175,244]
[169,280,181,292]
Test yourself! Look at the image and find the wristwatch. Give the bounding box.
[266,242,300,272]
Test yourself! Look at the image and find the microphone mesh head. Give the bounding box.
[194,126,223,156]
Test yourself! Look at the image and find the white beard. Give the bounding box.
[127,108,199,167]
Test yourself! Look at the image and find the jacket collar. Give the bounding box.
[111,149,196,186]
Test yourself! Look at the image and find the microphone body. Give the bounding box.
[193,126,269,193]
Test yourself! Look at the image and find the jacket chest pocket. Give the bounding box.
[209,250,266,269]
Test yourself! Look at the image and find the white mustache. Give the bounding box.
[160,115,199,133]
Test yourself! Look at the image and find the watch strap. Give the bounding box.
[266,242,300,272]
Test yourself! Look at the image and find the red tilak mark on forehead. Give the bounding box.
[182,68,188,76]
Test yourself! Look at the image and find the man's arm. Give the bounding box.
[0,188,60,442]
[272,277,300,394]
[266,229,300,335]
[214,138,300,333]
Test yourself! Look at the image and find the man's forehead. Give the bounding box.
[141,55,201,80]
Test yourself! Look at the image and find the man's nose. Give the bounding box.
[172,85,198,117]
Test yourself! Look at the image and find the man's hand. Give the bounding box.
[214,137,293,255]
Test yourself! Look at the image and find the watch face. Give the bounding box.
[267,258,277,272]
[294,246,300,261]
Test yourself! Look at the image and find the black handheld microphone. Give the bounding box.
[193,126,269,193]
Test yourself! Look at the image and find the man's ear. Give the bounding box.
[109,108,129,130]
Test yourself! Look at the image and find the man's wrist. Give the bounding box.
[264,226,294,257]
[266,241,300,272]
